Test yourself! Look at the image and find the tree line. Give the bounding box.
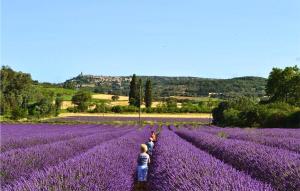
[213,65,300,128]
[3,65,298,128]
[0,66,63,119]
[64,74,266,98]
[68,74,217,114]
[128,74,152,109]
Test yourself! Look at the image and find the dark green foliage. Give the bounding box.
[11,107,28,120]
[67,107,79,113]
[144,79,152,108]
[239,107,260,127]
[135,79,143,107]
[28,98,56,118]
[111,105,123,113]
[93,102,110,113]
[166,98,177,113]
[257,102,298,128]
[63,81,77,89]
[212,102,229,125]
[55,94,63,116]
[71,91,92,112]
[213,99,299,128]
[286,111,300,128]
[0,66,59,119]
[111,95,119,101]
[0,66,32,116]
[213,66,300,128]
[129,75,143,107]
[129,74,138,106]
[266,65,300,106]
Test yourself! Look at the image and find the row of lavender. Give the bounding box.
[148,128,273,190]
[0,124,129,152]
[193,126,300,153]
[3,127,151,191]
[196,125,300,139]
[0,124,140,188]
[2,123,298,190]
[1,128,133,186]
[175,128,300,191]
[1,124,99,141]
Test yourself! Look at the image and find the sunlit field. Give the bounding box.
[1,123,299,191]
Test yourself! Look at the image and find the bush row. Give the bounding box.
[213,99,300,128]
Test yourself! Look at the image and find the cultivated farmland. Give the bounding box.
[0,124,299,191]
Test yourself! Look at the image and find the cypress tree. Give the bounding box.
[135,79,143,107]
[144,79,152,108]
[129,74,137,106]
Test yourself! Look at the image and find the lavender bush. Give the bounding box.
[3,128,150,191]
[196,126,300,153]
[0,124,120,152]
[148,128,273,191]
[0,127,132,186]
[176,129,300,191]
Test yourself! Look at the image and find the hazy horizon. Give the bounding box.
[2,1,299,83]
[2,65,271,84]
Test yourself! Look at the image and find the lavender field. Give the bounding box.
[0,123,299,191]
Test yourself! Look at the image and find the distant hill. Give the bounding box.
[63,74,267,98]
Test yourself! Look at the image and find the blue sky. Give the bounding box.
[2,0,300,83]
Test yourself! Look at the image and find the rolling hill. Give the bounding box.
[63,74,267,98]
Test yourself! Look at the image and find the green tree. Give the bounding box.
[93,102,109,113]
[11,107,28,120]
[135,79,143,107]
[144,79,152,108]
[290,72,300,106]
[55,94,63,116]
[63,81,76,89]
[71,91,91,112]
[166,98,177,113]
[0,66,32,117]
[212,102,229,126]
[129,74,138,106]
[111,105,123,113]
[266,65,300,105]
[28,97,55,118]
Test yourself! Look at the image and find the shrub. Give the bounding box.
[123,105,138,112]
[11,108,28,120]
[67,107,78,113]
[71,91,91,112]
[111,95,119,101]
[223,108,241,126]
[145,107,153,113]
[93,103,110,113]
[111,106,123,113]
[239,107,260,127]
[262,111,289,128]
[212,102,229,126]
[286,111,300,128]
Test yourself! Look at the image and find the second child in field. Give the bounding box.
[146,138,154,156]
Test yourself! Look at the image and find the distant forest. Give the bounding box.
[63,75,267,98]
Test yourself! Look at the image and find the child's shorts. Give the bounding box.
[137,165,148,181]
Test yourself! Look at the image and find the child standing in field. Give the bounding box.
[137,144,150,189]
[146,138,154,156]
[150,131,157,142]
